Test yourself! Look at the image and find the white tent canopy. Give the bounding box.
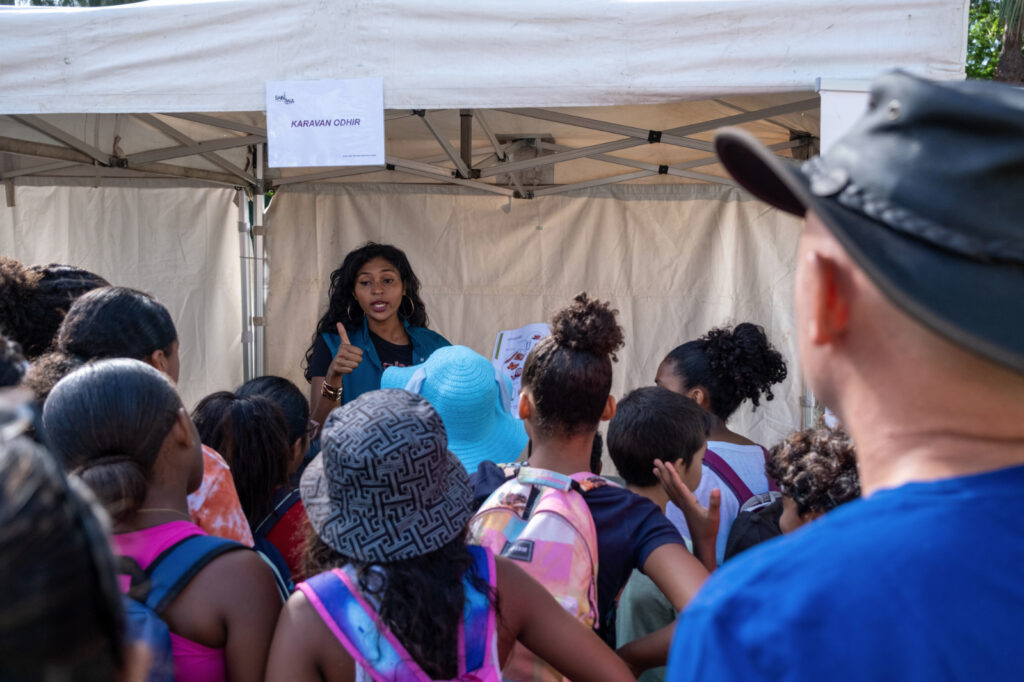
[0,0,968,447]
[2,0,966,113]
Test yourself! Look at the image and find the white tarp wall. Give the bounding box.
[0,180,242,410]
[266,183,803,449]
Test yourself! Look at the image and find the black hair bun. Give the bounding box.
[701,322,787,408]
[551,293,624,361]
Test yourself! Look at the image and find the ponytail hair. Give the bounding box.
[236,375,310,447]
[192,392,291,528]
[42,358,183,523]
[664,322,787,420]
[58,286,177,362]
[521,293,625,437]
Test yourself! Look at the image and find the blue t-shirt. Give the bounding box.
[668,463,1024,681]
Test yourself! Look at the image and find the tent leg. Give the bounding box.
[253,143,266,377]
[237,188,254,383]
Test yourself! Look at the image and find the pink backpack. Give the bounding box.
[467,466,616,682]
[298,545,500,682]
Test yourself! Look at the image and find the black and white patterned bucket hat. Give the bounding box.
[300,389,473,563]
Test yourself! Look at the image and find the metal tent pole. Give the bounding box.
[237,188,254,382]
[253,143,266,377]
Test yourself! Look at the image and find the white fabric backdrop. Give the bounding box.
[265,183,804,459]
[0,179,243,410]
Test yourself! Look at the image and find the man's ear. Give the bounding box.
[600,395,616,422]
[806,251,851,346]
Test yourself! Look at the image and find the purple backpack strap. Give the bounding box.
[299,548,498,681]
[760,445,781,492]
[702,449,755,504]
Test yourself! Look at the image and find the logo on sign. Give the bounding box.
[274,93,295,105]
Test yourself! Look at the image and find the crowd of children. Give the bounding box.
[1,72,1020,682]
[0,254,853,682]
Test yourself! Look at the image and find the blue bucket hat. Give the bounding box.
[381,345,528,472]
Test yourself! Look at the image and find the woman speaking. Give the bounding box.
[304,243,450,428]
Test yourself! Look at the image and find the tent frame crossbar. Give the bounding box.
[134,114,255,182]
[9,115,110,164]
[0,135,244,186]
[2,98,819,198]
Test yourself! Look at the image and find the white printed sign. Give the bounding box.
[492,323,551,414]
[265,78,385,168]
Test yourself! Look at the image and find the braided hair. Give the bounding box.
[522,293,625,437]
[664,322,787,421]
[0,258,108,359]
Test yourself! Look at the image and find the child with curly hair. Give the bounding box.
[767,427,860,534]
[655,323,788,564]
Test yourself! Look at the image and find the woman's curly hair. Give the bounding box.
[0,258,108,359]
[664,322,787,420]
[302,526,495,679]
[304,243,429,380]
[766,427,860,518]
[522,292,625,437]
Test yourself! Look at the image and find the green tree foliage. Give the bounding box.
[969,0,1003,79]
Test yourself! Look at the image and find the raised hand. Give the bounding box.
[653,458,720,572]
[326,322,363,385]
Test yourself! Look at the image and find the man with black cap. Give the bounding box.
[667,72,1024,680]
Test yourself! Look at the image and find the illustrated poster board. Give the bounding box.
[265,78,385,167]
[492,323,551,414]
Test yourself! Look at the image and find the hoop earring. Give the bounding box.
[401,294,416,319]
[347,299,358,320]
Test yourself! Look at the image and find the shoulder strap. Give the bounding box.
[760,445,781,492]
[702,449,755,504]
[254,488,302,538]
[301,554,497,681]
[461,546,496,675]
[300,568,428,682]
[516,466,574,491]
[142,535,247,615]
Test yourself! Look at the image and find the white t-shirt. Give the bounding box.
[666,441,771,566]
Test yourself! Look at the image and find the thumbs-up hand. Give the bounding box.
[326,322,363,385]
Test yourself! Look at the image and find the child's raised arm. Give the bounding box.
[495,556,636,682]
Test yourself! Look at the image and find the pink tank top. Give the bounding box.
[114,521,228,682]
